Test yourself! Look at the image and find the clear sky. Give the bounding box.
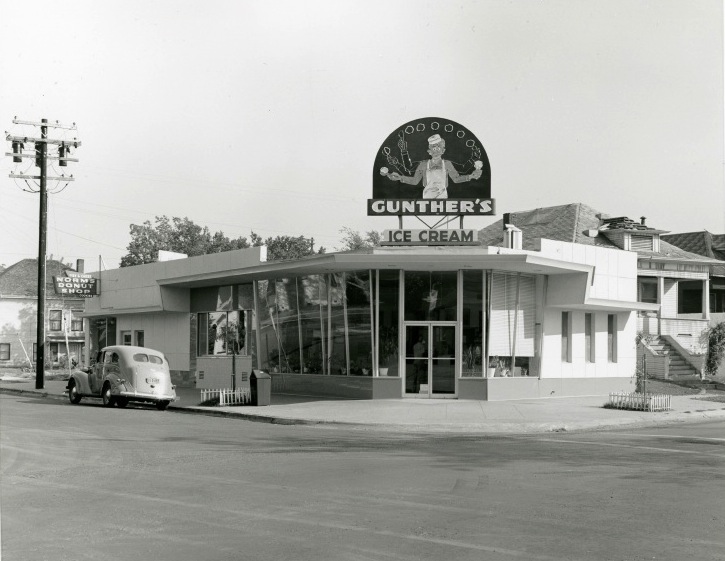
[1,0,723,271]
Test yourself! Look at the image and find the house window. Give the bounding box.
[49,309,62,331]
[0,343,10,361]
[585,313,595,363]
[48,342,59,364]
[630,234,653,251]
[608,314,617,363]
[197,310,247,356]
[135,330,145,347]
[121,331,132,345]
[70,310,83,332]
[711,280,725,313]
[678,281,702,314]
[637,278,658,304]
[561,311,571,362]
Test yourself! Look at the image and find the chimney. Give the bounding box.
[502,213,522,249]
[76,259,85,273]
[640,216,646,226]
[504,224,522,250]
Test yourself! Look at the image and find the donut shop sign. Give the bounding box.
[53,272,99,298]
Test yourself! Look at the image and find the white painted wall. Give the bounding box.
[538,239,638,304]
[116,312,191,372]
[540,309,636,386]
[536,239,638,388]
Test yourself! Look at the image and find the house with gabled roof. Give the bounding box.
[479,203,721,379]
[661,230,725,262]
[0,259,87,370]
[661,230,725,323]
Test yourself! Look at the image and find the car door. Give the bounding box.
[103,351,121,385]
[89,352,105,394]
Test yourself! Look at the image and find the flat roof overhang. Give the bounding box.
[155,249,593,289]
[546,299,660,312]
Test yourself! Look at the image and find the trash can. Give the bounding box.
[250,370,271,406]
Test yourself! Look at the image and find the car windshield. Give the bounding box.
[133,353,163,364]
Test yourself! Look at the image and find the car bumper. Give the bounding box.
[119,390,177,402]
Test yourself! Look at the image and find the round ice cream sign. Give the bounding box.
[368,117,494,216]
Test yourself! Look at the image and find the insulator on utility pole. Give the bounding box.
[12,140,23,162]
[59,143,68,166]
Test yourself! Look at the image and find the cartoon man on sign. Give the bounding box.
[381,134,483,199]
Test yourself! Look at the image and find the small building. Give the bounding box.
[0,259,87,369]
[82,229,652,400]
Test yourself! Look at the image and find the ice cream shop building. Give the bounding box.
[82,118,655,400]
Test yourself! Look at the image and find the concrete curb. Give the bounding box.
[3,386,725,435]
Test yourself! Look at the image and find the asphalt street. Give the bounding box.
[2,393,724,561]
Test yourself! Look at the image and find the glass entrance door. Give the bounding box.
[404,323,456,398]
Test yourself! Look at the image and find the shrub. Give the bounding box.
[702,322,725,376]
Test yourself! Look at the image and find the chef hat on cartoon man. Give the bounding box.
[427,134,444,147]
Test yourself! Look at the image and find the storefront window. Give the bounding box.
[299,275,327,374]
[275,278,301,373]
[404,271,457,322]
[346,271,373,376]
[487,272,535,377]
[257,280,280,371]
[92,317,116,353]
[378,270,400,376]
[462,270,484,377]
[255,272,375,376]
[327,274,347,375]
[197,310,246,356]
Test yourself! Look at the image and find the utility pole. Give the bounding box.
[6,118,81,389]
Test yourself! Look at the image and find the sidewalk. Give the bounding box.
[2,377,725,434]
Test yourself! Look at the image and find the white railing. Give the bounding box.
[608,392,671,412]
[200,388,251,406]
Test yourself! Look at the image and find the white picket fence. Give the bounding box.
[608,392,671,412]
[200,388,251,407]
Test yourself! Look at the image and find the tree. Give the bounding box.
[251,233,326,261]
[120,216,321,267]
[337,227,382,251]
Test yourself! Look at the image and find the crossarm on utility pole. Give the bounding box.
[5,134,82,147]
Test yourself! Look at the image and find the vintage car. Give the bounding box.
[67,345,177,410]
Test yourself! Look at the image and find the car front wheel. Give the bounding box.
[155,400,170,411]
[102,384,115,407]
[68,380,82,404]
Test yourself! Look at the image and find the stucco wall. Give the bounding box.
[115,312,191,372]
[541,309,636,381]
[539,239,637,302]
